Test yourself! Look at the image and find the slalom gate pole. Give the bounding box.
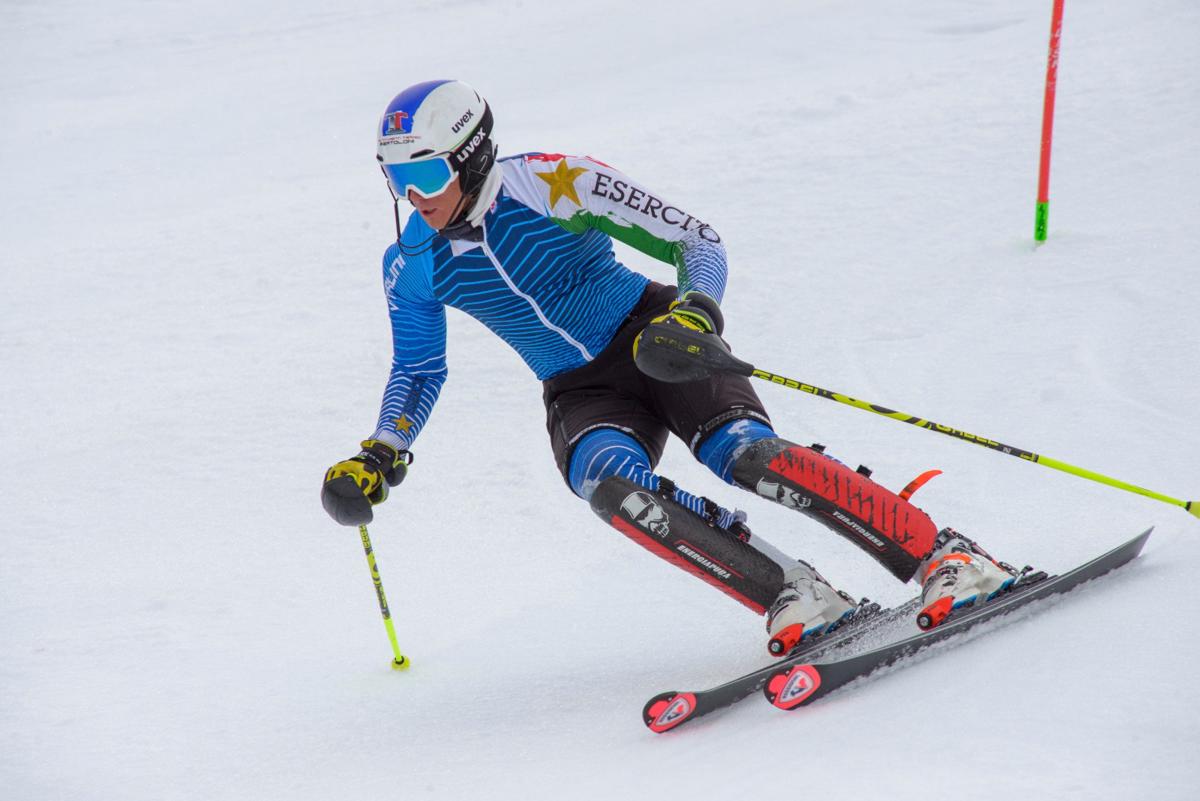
[747,366,1197,519]
[359,524,410,670]
[1035,0,1065,243]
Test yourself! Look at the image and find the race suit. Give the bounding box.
[370,153,729,450]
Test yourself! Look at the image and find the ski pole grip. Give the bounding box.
[634,323,754,383]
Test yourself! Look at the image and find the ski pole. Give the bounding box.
[745,365,1198,517]
[359,524,410,670]
[634,327,1198,518]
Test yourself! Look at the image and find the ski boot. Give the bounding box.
[766,561,858,657]
[915,528,1019,630]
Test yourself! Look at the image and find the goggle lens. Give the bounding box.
[382,157,456,198]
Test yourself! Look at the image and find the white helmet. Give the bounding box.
[376,80,497,204]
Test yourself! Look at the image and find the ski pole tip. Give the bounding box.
[392,656,410,671]
[1187,501,1200,521]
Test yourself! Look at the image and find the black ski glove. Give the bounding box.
[634,291,735,382]
[322,440,412,526]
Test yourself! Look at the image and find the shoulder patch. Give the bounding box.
[533,158,590,208]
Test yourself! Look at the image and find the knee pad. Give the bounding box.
[567,428,653,500]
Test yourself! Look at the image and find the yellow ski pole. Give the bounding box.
[359,524,410,670]
[632,326,1199,519]
[746,366,1198,519]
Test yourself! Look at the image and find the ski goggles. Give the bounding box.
[381,156,458,199]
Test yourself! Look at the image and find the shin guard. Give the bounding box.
[733,438,937,582]
[589,475,785,614]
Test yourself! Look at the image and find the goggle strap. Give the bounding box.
[393,196,402,247]
[381,165,400,202]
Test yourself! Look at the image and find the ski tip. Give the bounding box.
[1130,527,1154,553]
[764,664,822,711]
[643,691,696,733]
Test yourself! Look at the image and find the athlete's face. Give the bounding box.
[408,180,463,230]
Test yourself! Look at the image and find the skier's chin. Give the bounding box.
[416,205,455,229]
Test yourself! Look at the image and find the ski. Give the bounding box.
[762,528,1152,711]
[642,595,923,732]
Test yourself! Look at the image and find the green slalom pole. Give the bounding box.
[747,366,1198,519]
[359,524,410,670]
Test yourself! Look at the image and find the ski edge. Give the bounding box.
[763,528,1153,712]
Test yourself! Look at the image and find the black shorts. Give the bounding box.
[543,282,772,485]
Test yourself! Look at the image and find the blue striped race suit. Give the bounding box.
[370,153,729,450]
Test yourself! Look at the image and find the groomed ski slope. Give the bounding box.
[2,1,1197,799]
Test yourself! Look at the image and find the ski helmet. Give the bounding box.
[376,80,497,211]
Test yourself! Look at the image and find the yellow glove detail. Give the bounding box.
[321,441,412,526]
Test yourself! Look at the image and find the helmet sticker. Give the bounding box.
[450,108,475,134]
[384,110,411,135]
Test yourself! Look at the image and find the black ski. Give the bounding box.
[643,528,1151,732]
[642,595,922,732]
[762,528,1151,712]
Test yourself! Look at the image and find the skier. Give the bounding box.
[321,79,1018,655]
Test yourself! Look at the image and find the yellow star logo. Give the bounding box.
[394,414,415,433]
[535,159,588,208]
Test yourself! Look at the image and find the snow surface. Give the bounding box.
[3,0,1198,798]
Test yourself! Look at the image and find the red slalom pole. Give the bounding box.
[1035,0,1065,243]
